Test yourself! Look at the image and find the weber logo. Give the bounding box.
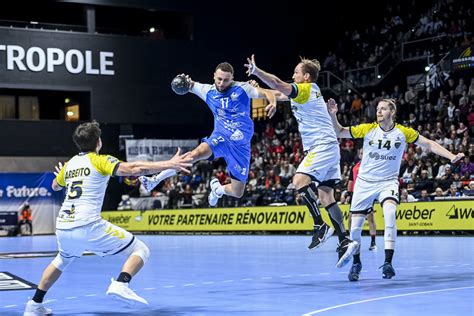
[0,272,36,291]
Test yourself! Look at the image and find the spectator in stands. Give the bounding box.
[463,181,474,196]
[413,169,434,195]
[351,94,362,115]
[181,184,193,208]
[459,155,474,180]
[434,187,445,198]
[437,165,454,190]
[401,158,418,183]
[447,184,461,197]
[455,78,467,95]
[418,189,431,202]
[400,188,416,203]
[468,80,474,97]
[18,203,33,235]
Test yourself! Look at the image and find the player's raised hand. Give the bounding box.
[265,103,277,119]
[169,148,194,173]
[326,98,338,114]
[245,54,257,76]
[53,162,63,176]
[450,152,465,164]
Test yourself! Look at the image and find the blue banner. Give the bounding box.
[0,173,63,235]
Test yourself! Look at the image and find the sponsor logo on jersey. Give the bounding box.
[230,129,244,141]
[395,142,402,149]
[231,92,239,101]
[368,152,397,160]
[217,108,225,117]
[107,156,118,164]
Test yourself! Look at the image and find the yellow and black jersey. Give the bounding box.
[288,82,338,151]
[350,123,419,182]
[55,152,121,229]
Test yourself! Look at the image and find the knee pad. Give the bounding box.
[127,239,150,264]
[51,253,76,271]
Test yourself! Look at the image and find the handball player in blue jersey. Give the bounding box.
[140,62,276,206]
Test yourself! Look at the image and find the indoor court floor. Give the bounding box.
[1,234,473,315]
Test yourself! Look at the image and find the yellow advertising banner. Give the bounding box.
[102,200,473,232]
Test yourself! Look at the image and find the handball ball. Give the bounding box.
[171,74,190,95]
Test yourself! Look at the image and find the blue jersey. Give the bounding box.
[190,81,260,182]
[191,81,259,143]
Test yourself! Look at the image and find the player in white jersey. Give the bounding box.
[245,54,358,268]
[24,121,192,315]
[327,98,464,281]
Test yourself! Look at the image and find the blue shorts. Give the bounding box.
[202,131,251,183]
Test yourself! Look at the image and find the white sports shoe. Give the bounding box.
[139,174,161,192]
[106,278,148,306]
[208,178,223,207]
[24,299,52,316]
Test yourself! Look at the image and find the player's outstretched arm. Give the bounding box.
[327,98,352,138]
[245,54,293,96]
[116,148,193,176]
[415,135,465,163]
[255,87,278,118]
[248,80,288,101]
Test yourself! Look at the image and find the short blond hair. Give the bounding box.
[299,57,320,82]
[380,98,397,120]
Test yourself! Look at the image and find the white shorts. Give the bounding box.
[296,143,341,186]
[56,219,135,258]
[350,177,399,214]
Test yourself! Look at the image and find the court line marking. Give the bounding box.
[302,286,474,315]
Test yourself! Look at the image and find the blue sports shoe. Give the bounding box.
[380,262,396,279]
[348,263,362,281]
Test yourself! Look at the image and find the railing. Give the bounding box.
[0,19,87,33]
[343,44,403,87]
[402,34,449,61]
[319,71,362,95]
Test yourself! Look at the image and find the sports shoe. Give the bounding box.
[308,223,334,250]
[208,178,223,207]
[348,263,362,282]
[336,238,359,268]
[138,174,161,192]
[106,278,148,305]
[380,262,396,279]
[24,299,52,316]
[369,243,377,251]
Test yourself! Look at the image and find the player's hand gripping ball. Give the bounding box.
[171,74,190,95]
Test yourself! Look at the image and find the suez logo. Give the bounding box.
[368,152,397,161]
[0,44,114,75]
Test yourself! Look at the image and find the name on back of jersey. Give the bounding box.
[64,167,91,180]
